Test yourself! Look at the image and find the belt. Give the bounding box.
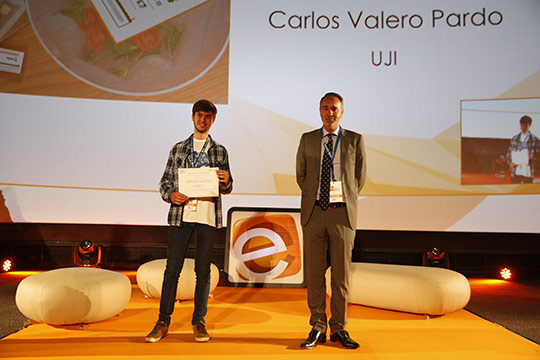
[315,201,346,210]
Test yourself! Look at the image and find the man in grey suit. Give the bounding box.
[296,92,366,349]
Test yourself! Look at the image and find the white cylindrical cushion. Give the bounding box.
[326,262,470,315]
[15,267,132,325]
[136,258,219,300]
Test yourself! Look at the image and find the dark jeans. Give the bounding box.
[511,175,533,184]
[158,223,215,326]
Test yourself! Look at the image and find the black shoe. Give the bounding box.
[330,330,359,349]
[300,329,326,349]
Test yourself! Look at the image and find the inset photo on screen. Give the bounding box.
[461,98,540,185]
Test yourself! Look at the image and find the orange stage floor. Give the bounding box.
[1,280,539,360]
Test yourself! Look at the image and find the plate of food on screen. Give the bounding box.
[27,0,229,95]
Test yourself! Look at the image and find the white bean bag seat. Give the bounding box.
[326,262,470,315]
[15,267,132,325]
[136,258,219,300]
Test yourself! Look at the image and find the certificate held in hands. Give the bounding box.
[178,167,219,197]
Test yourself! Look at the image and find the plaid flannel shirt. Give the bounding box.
[159,134,233,228]
[506,132,540,178]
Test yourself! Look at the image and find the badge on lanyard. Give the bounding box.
[330,180,343,203]
[322,127,344,203]
[184,199,198,212]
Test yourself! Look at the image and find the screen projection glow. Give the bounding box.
[1,0,540,232]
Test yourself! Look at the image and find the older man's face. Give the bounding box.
[320,96,343,133]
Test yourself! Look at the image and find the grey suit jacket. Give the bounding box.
[296,127,366,229]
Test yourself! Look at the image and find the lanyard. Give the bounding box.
[320,126,341,180]
[190,136,210,168]
[518,133,530,151]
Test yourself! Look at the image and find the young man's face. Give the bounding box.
[192,110,216,133]
[520,122,531,134]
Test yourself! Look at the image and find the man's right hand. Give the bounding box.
[171,192,189,205]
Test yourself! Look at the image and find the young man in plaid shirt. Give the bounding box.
[146,99,233,343]
[507,115,540,184]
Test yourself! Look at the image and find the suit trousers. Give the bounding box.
[302,204,355,333]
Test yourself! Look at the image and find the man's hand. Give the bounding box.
[171,192,189,205]
[216,170,230,184]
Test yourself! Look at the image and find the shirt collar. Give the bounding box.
[322,127,340,137]
[190,133,213,146]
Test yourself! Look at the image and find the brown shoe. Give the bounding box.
[145,321,169,343]
[193,322,210,342]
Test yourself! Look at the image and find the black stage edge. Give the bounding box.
[1,223,539,280]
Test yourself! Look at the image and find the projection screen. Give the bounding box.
[1,0,539,232]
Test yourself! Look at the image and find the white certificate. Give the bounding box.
[511,150,529,166]
[178,167,218,197]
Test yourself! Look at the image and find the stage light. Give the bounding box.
[500,267,512,280]
[2,259,12,272]
[422,247,449,268]
[74,240,102,268]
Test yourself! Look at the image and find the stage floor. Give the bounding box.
[1,281,539,360]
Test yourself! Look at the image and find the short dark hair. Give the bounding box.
[192,99,217,116]
[520,115,532,126]
[320,92,344,107]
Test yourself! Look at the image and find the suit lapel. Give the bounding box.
[310,129,322,169]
